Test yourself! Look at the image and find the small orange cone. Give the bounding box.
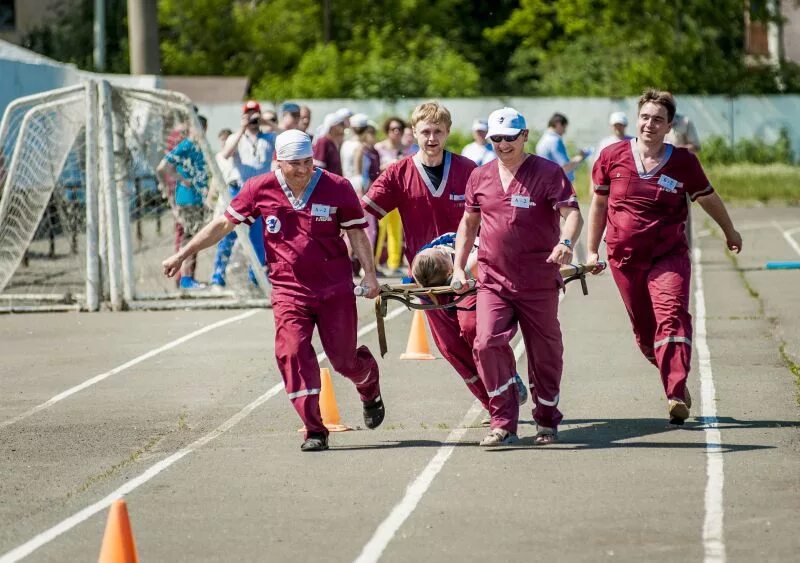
[399,310,436,360]
[98,499,138,563]
[299,368,352,432]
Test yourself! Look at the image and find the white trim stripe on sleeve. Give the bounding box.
[690,185,714,201]
[554,195,578,209]
[363,196,388,217]
[226,205,247,222]
[341,217,367,227]
[594,184,610,193]
[287,388,321,400]
[654,335,692,349]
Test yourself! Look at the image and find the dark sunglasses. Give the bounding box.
[489,132,522,143]
[389,126,403,132]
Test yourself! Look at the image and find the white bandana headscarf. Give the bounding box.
[275,130,313,161]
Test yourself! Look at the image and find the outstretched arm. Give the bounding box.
[696,192,742,253]
[162,216,235,277]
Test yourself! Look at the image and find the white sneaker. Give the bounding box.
[479,428,519,447]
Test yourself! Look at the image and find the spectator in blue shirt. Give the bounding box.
[157,115,209,289]
[535,112,589,182]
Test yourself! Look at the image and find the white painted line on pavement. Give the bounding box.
[353,401,484,563]
[693,247,726,563]
[772,221,800,257]
[354,292,560,563]
[0,305,407,562]
[0,309,262,429]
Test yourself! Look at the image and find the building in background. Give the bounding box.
[745,0,800,64]
[0,0,74,44]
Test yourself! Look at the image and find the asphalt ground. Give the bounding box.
[0,206,798,562]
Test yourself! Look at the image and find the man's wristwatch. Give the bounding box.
[559,239,572,249]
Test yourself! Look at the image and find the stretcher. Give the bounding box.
[358,262,605,357]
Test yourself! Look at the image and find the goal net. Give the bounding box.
[0,81,270,312]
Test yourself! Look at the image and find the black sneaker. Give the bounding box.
[300,433,329,452]
[362,395,385,429]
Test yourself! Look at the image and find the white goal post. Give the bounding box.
[0,81,271,312]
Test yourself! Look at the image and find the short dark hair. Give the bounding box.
[548,113,568,128]
[218,128,233,137]
[383,116,407,134]
[638,89,676,122]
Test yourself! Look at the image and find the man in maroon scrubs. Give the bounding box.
[586,89,742,424]
[453,107,583,446]
[163,130,384,452]
[362,102,498,411]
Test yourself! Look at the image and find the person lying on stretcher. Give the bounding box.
[409,233,528,412]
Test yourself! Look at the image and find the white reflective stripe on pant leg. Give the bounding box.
[654,335,692,349]
[464,375,479,384]
[487,376,516,398]
[287,388,321,400]
[537,393,559,407]
[353,368,373,386]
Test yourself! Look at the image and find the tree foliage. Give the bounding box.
[20,0,800,97]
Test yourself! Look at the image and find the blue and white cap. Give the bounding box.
[276,130,313,161]
[486,107,527,137]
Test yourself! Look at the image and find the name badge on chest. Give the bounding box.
[311,203,332,221]
[657,174,678,193]
[510,194,533,208]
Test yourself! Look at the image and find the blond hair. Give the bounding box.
[410,102,452,129]
[411,249,452,288]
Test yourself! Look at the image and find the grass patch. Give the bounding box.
[706,163,800,203]
[70,435,163,497]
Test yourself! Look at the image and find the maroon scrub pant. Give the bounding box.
[609,253,692,402]
[473,286,563,434]
[272,289,380,438]
[424,294,492,410]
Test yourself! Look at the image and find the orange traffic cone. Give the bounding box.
[98,499,138,563]
[299,368,352,432]
[399,310,436,360]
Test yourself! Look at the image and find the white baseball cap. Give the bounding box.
[350,113,369,128]
[609,111,628,126]
[472,119,488,132]
[486,107,527,137]
[335,107,354,120]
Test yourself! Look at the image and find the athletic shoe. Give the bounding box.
[300,433,329,452]
[209,274,225,287]
[362,395,385,429]
[514,373,528,406]
[534,425,558,445]
[668,399,690,425]
[479,428,519,447]
[179,276,206,290]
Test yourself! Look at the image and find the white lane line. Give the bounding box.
[693,247,726,563]
[353,292,561,563]
[0,305,407,562]
[353,401,484,563]
[0,309,262,429]
[772,221,800,257]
